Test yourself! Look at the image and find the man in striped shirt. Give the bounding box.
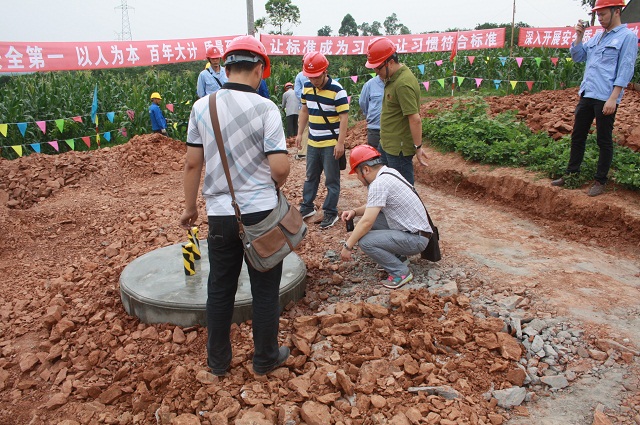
[295,52,349,229]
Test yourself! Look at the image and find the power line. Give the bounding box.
[115,0,134,41]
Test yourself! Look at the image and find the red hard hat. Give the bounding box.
[206,46,222,59]
[365,37,397,69]
[349,144,382,174]
[284,82,293,88]
[592,0,626,10]
[303,52,329,77]
[222,35,271,79]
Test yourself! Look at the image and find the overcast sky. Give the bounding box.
[1,0,591,42]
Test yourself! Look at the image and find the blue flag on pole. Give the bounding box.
[90,84,98,124]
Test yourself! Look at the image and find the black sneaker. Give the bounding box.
[319,214,339,229]
[253,346,290,375]
[299,207,316,219]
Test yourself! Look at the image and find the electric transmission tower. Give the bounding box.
[115,0,133,41]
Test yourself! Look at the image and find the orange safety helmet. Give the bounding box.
[303,52,329,77]
[592,0,626,10]
[222,35,271,78]
[206,46,222,59]
[349,144,382,174]
[365,37,397,69]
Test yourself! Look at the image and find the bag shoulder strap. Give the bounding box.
[380,171,436,229]
[209,93,244,227]
[312,87,338,139]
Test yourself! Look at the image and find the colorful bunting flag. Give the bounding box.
[120,127,127,137]
[551,57,559,66]
[435,60,443,67]
[17,122,27,137]
[437,79,445,88]
[65,139,75,150]
[493,80,502,89]
[90,84,98,124]
[526,81,535,91]
[72,116,83,123]
[30,144,41,154]
[104,132,111,142]
[55,119,65,132]
[82,136,91,148]
[422,81,430,91]
[12,146,23,157]
[173,122,178,130]
[510,81,518,90]
[450,32,459,62]
[369,72,375,78]
[126,110,135,121]
[347,96,352,104]
[457,76,465,86]
[48,141,59,152]
[36,121,46,133]
[0,123,7,137]
[499,57,507,66]
[106,112,115,122]
[535,57,542,67]
[516,57,523,68]
[417,64,425,75]
[475,78,483,88]
[165,104,174,113]
[468,56,475,65]
[350,76,358,83]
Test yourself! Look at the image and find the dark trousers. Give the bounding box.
[567,96,617,184]
[366,128,381,153]
[380,148,415,185]
[206,211,283,374]
[285,114,299,138]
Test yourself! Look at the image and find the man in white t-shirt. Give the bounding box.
[340,145,432,290]
[180,36,290,377]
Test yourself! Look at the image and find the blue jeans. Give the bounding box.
[380,149,415,185]
[301,145,340,216]
[567,96,617,184]
[359,213,428,277]
[206,211,283,374]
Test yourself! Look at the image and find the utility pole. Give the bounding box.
[115,0,134,41]
[246,0,255,36]
[510,0,516,57]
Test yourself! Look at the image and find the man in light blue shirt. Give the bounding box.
[551,0,638,196]
[294,66,310,159]
[196,46,228,98]
[358,75,385,153]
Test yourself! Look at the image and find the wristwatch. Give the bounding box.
[343,242,353,251]
[414,143,422,150]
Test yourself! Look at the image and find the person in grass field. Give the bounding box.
[340,144,432,289]
[196,46,228,98]
[149,92,167,135]
[551,0,638,196]
[281,82,299,138]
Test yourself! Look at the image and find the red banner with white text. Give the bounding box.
[518,23,640,48]
[0,36,240,73]
[260,28,505,56]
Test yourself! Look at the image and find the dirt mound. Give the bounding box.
[0,134,185,210]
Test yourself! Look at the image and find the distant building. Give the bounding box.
[621,0,640,24]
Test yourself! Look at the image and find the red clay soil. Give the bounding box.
[0,87,639,424]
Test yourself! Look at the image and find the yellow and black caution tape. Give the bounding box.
[182,243,196,276]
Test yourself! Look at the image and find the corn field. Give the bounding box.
[0,46,638,161]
